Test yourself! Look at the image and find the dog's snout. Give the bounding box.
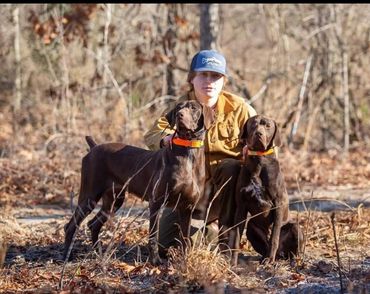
[255,130,263,137]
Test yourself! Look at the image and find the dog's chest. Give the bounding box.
[170,158,203,201]
[241,163,278,206]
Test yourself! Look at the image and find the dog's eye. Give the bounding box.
[260,119,271,128]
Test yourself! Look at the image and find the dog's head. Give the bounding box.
[241,115,281,151]
[165,100,204,140]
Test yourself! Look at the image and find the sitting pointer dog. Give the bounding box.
[63,100,206,265]
[226,115,302,265]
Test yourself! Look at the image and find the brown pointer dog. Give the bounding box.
[63,100,206,265]
[225,115,302,265]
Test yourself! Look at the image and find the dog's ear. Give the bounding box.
[240,118,251,144]
[197,104,205,130]
[165,108,177,129]
[197,112,204,130]
[270,121,282,147]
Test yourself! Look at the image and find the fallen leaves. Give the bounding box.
[291,272,305,281]
[280,148,370,188]
[1,146,370,292]
[0,207,369,293]
[316,260,334,274]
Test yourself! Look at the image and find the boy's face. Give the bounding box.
[191,71,224,104]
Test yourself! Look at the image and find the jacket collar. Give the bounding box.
[188,90,228,114]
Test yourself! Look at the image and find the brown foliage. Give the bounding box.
[28,4,99,46]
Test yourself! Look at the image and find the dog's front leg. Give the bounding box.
[177,207,192,252]
[148,201,162,265]
[229,203,248,266]
[268,203,284,263]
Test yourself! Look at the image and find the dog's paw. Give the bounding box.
[92,240,103,256]
[261,256,276,265]
[241,183,262,197]
[250,180,264,197]
[62,251,74,262]
[241,181,268,205]
[150,255,164,266]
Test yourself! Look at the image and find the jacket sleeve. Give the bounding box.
[143,115,175,151]
[239,101,257,131]
[144,102,177,151]
[246,102,257,117]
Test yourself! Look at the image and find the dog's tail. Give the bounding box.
[85,136,97,150]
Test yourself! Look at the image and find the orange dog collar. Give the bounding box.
[172,137,204,148]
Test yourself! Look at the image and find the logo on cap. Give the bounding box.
[202,57,222,66]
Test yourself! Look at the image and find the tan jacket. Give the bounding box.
[144,90,257,177]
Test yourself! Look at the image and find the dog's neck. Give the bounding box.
[168,138,205,167]
[168,129,205,156]
[172,128,206,147]
[244,147,278,177]
[172,137,204,148]
[247,147,275,156]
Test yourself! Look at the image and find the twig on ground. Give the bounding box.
[331,212,344,294]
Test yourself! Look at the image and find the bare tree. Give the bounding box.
[1,4,369,151]
[200,4,219,50]
[163,4,178,96]
[13,5,21,112]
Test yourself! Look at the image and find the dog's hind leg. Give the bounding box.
[87,187,125,248]
[246,221,269,259]
[276,222,303,259]
[63,197,98,260]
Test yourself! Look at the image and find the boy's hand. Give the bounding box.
[160,134,173,148]
[242,145,248,161]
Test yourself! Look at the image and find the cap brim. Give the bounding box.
[193,67,227,76]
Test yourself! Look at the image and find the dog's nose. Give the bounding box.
[256,130,263,137]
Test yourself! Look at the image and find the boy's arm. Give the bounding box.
[144,114,175,151]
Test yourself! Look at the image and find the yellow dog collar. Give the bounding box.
[247,147,275,156]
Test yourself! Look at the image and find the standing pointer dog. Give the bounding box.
[63,100,206,265]
[226,115,302,265]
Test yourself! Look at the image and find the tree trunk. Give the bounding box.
[164,4,178,96]
[102,4,112,102]
[199,4,219,50]
[342,52,350,154]
[13,6,21,112]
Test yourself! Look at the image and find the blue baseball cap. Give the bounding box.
[190,50,227,76]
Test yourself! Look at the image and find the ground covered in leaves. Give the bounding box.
[0,145,370,293]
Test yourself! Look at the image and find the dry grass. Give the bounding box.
[168,245,233,285]
[1,144,370,292]
[0,204,369,292]
[3,191,370,292]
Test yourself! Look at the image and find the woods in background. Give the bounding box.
[0,4,369,156]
